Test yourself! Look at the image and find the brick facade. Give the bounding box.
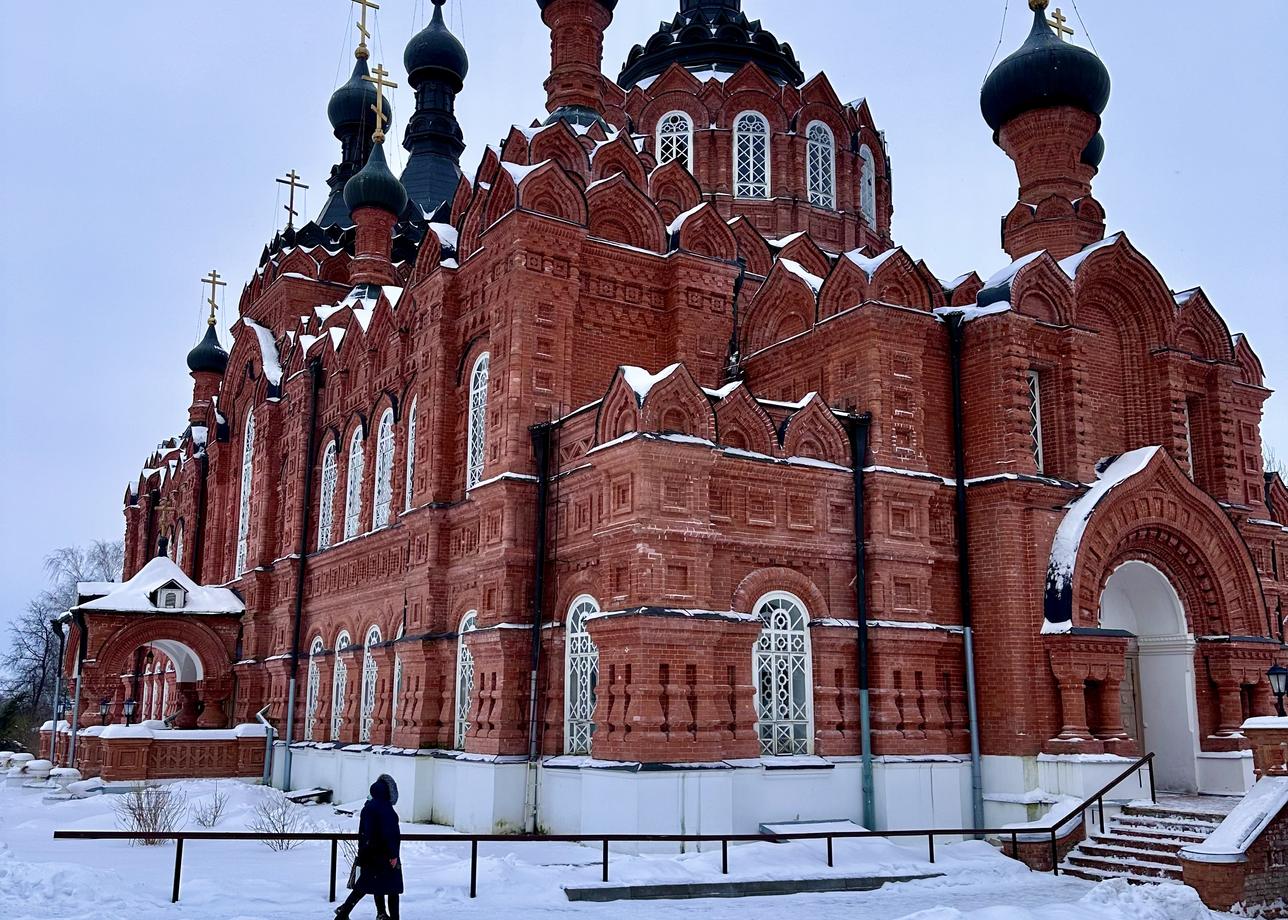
[73,1,1286,800]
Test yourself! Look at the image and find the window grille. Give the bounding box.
[454,612,478,750]
[344,430,365,540]
[466,355,490,490]
[564,596,601,755]
[734,112,770,199]
[806,122,836,209]
[657,111,693,169]
[318,442,338,549]
[359,626,381,743]
[1027,370,1045,473]
[372,409,395,529]
[754,593,813,755]
[235,410,255,576]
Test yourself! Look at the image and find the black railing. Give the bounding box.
[53,752,1155,903]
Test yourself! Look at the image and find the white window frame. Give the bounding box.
[404,397,418,512]
[390,624,404,743]
[1182,399,1195,479]
[372,408,396,530]
[235,409,255,576]
[318,441,338,550]
[657,111,694,170]
[1026,369,1045,474]
[734,111,770,199]
[331,630,351,741]
[859,144,877,228]
[343,428,365,540]
[466,354,490,491]
[359,625,381,743]
[564,595,601,755]
[753,591,814,756]
[806,121,836,210]
[304,637,324,741]
[454,611,478,750]
[173,521,184,569]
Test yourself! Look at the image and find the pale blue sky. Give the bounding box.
[0,0,1284,634]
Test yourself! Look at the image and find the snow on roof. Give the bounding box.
[241,319,283,386]
[942,272,976,290]
[779,258,824,295]
[430,221,459,249]
[703,380,743,401]
[767,231,807,248]
[328,327,346,351]
[190,426,208,448]
[843,247,901,280]
[1174,288,1200,306]
[981,250,1044,291]
[1181,776,1288,862]
[933,302,1012,324]
[1043,447,1160,632]
[74,556,243,615]
[76,581,118,600]
[1057,232,1123,277]
[621,364,681,404]
[499,160,550,184]
[667,203,707,236]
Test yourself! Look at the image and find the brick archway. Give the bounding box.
[1047,448,1266,638]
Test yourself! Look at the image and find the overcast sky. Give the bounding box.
[0,0,1284,636]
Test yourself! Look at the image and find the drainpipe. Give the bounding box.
[524,421,554,833]
[284,358,324,790]
[255,704,276,786]
[946,313,986,832]
[48,621,66,764]
[67,610,89,767]
[844,413,877,829]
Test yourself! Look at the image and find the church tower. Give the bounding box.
[317,11,394,227]
[344,65,408,287]
[186,273,228,427]
[981,0,1111,260]
[537,0,617,127]
[401,0,470,217]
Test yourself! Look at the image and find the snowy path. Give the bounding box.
[0,781,1227,920]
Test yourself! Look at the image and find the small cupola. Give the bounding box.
[345,142,409,218]
[186,322,228,376]
[405,0,469,91]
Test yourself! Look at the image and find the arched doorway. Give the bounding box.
[1099,561,1199,792]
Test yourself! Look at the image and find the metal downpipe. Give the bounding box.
[845,414,877,828]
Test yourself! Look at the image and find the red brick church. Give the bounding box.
[57,0,1287,834]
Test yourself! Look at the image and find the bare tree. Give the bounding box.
[114,783,188,846]
[2,540,124,741]
[248,789,310,851]
[1267,445,1285,478]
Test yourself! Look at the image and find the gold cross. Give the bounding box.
[1048,7,1075,41]
[276,169,310,229]
[201,270,227,326]
[363,64,398,143]
[352,0,380,59]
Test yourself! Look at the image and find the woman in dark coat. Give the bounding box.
[336,774,404,920]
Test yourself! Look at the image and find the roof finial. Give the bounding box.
[1029,0,1049,10]
[200,270,226,327]
[276,170,310,230]
[352,0,380,60]
[362,63,398,144]
[1048,8,1075,41]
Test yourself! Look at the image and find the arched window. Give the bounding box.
[331,630,351,741]
[372,408,396,530]
[806,121,836,210]
[859,144,877,228]
[564,596,601,755]
[173,521,184,570]
[359,625,381,743]
[454,611,478,750]
[161,664,173,720]
[343,428,365,540]
[734,111,770,199]
[235,409,255,576]
[304,637,324,741]
[753,592,813,755]
[318,441,338,550]
[390,623,404,743]
[466,354,490,490]
[404,397,418,512]
[657,111,693,169]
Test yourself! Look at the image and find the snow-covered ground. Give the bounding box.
[0,780,1230,920]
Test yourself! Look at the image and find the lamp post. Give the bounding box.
[123,698,138,726]
[1268,664,1288,718]
[98,698,110,726]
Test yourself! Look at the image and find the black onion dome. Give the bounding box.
[405,0,469,91]
[328,58,393,136]
[981,4,1110,133]
[1081,132,1105,168]
[618,0,804,90]
[344,143,409,216]
[187,323,228,375]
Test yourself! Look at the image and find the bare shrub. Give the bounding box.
[248,789,309,851]
[190,782,230,828]
[113,783,187,846]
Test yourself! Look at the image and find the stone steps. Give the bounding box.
[1056,799,1226,886]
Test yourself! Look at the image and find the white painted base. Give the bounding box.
[1196,750,1254,795]
[981,753,1153,827]
[279,746,972,841]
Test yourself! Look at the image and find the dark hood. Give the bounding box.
[370,773,399,805]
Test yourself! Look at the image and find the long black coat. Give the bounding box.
[355,775,404,896]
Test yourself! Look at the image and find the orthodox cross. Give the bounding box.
[201,270,227,326]
[363,64,398,143]
[276,170,310,230]
[352,0,380,59]
[1048,8,1075,41]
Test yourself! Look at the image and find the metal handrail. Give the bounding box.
[53,752,1156,902]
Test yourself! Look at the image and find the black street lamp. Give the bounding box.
[98,698,110,726]
[122,698,138,725]
[1269,664,1288,718]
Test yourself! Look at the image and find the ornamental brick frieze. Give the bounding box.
[867,628,970,755]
